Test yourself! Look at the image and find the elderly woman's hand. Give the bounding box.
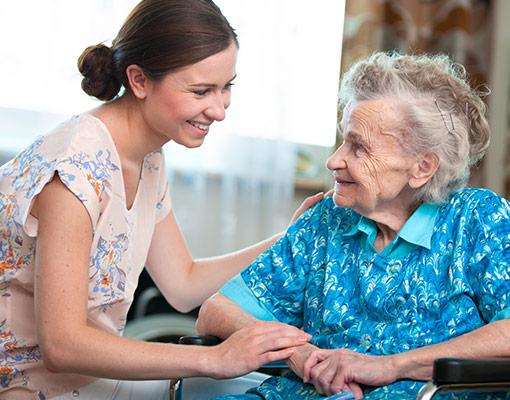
[302,348,399,399]
[284,342,320,379]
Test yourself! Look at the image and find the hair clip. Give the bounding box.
[434,100,455,134]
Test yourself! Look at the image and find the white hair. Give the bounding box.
[338,51,490,204]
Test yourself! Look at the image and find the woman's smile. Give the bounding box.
[187,120,211,136]
[334,177,355,190]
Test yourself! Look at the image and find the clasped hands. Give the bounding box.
[286,342,398,399]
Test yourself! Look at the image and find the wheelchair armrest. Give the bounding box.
[417,358,510,400]
[433,358,510,384]
[179,335,222,346]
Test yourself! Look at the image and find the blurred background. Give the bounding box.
[1,0,509,336]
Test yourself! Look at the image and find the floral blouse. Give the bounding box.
[217,190,510,400]
[0,114,172,399]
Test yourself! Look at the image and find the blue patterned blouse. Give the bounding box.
[216,188,510,400]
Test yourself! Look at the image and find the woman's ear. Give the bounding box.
[125,65,150,99]
[409,152,439,189]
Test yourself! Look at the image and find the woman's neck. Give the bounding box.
[369,201,420,253]
[90,96,163,165]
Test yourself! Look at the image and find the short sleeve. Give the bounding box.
[1,129,109,237]
[24,142,117,236]
[220,274,278,321]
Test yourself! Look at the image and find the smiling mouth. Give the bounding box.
[188,121,210,131]
[334,180,355,190]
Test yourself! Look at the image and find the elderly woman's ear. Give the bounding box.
[409,152,439,189]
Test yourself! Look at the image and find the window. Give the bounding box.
[0,0,344,149]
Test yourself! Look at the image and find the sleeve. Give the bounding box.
[10,135,105,237]
[465,192,510,323]
[224,199,330,329]
[219,274,278,321]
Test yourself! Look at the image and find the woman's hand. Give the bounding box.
[303,349,399,399]
[207,321,311,379]
[288,190,333,228]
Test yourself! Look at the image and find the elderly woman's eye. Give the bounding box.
[353,142,364,154]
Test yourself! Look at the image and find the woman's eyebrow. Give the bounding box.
[189,74,237,88]
[345,131,367,145]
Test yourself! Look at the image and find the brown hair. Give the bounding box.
[78,0,238,101]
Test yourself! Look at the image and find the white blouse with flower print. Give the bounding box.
[0,114,172,399]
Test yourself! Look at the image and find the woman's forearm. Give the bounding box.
[39,323,216,380]
[196,293,259,338]
[392,319,510,381]
[188,232,282,301]
[146,209,282,313]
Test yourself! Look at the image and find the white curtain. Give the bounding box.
[165,0,344,257]
[164,135,296,257]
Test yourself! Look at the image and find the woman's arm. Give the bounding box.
[302,318,510,398]
[146,192,327,313]
[196,293,260,338]
[34,177,313,380]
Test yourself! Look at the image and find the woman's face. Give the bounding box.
[141,42,238,148]
[327,99,417,218]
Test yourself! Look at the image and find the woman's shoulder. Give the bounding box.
[297,196,360,233]
[438,187,510,231]
[47,113,114,149]
[447,187,509,212]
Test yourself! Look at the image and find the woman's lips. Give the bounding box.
[187,120,210,136]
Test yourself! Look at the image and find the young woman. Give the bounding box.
[0,1,318,398]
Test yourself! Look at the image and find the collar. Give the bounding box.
[345,202,440,256]
[398,203,441,249]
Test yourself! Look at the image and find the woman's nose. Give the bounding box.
[205,92,229,121]
[326,145,347,171]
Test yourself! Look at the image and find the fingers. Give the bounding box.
[303,349,328,383]
[324,188,334,197]
[288,192,325,227]
[250,321,311,343]
[310,360,336,395]
[345,382,363,399]
[218,321,312,377]
[256,331,311,354]
[263,347,295,363]
[304,192,325,208]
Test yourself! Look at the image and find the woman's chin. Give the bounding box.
[332,194,349,208]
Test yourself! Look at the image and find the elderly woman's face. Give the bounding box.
[327,99,417,217]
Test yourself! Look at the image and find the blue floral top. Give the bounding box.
[217,189,510,400]
[0,114,172,399]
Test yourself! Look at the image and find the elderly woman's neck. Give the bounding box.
[369,202,421,253]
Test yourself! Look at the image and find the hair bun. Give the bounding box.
[78,44,121,101]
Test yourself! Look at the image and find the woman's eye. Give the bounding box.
[194,89,209,96]
[223,82,234,91]
[352,142,364,154]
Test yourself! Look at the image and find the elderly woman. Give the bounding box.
[195,51,510,400]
